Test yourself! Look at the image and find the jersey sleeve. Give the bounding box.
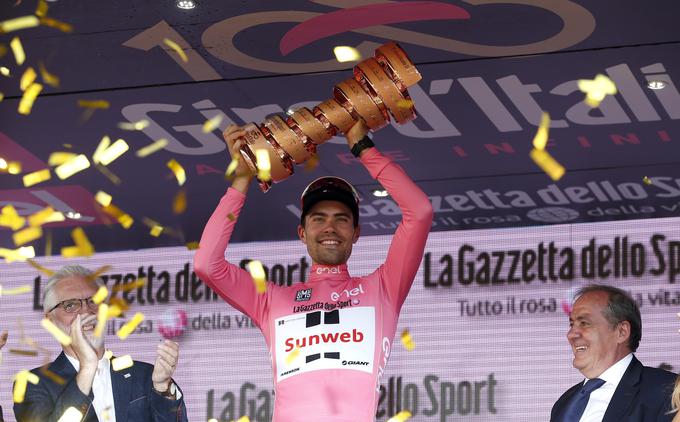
[361,148,433,311]
[193,187,269,329]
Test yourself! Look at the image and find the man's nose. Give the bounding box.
[567,326,579,340]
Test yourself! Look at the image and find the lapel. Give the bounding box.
[602,356,642,422]
[51,352,98,422]
[553,382,582,422]
[110,357,132,422]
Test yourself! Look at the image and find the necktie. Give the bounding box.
[561,378,606,422]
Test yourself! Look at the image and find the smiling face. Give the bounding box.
[567,291,631,378]
[298,200,360,266]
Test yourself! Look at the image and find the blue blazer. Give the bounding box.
[14,351,188,422]
[551,356,676,422]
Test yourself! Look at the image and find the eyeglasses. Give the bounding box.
[48,297,97,313]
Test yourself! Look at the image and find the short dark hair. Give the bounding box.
[576,284,641,352]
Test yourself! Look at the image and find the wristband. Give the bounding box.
[351,136,375,157]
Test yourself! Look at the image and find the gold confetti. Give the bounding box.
[18,83,43,115]
[333,46,361,62]
[106,304,123,318]
[118,120,149,131]
[396,99,414,109]
[57,407,82,422]
[94,303,108,338]
[530,148,565,181]
[185,241,199,250]
[94,191,113,208]
[7,160,22,174]
[0,284,32,296]
[0,157,6,170]
[172,189,187,214]
[400,329,415,351]
[9,348,38,356]
[285,346,300,365]
[26,258,54,276]
[39,365,65,385]
[39,17,73,33]
[247,260,267,294]
[41,318,72,346]
[0,44,5,58]
[162,38,188,63]
[95,164,122,185]
[35,0,48,17]
[10,36,25,65]
[20,67,36,91]
[0,16,40,33]
[28,207,62,227]
[0,246,35,263]
[578,74,617,108]
[387,410,413,422]
[92,286,108,304]
[45,228,52,256]
[0,66,9,77]
[0,205,26,230]
[93,138,129,166]
[227,213,236,222]
[111,279,146,293]
[304,155,319,172]
[150,225,163,237]
[167,159,186,186]
[112,355,134,371]
[116,312,144,340]
[202,115,222,133]
[12,370,39,403]
[13,226,42,246]
[23,168,51,187]
[102,204,134,229]
[55,154,90,180]
[86,265,111,282]
[38,62,59,87]
[255,150,271,181]
[77,99,109,109]
[643,176,652,185]
[136,139,168,157]
[235,417,250,422]
[60,227,94,258]
[48,152,77,166]
[104,350,113,360]
[532,112,550,150]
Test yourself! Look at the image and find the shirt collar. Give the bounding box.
[65,352,110,374]
[585,353,633,387]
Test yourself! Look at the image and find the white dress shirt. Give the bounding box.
[579,353,633,422]
[66,352,117,422]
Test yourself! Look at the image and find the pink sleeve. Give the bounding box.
[361,148,433,310]
[193,188,269,328]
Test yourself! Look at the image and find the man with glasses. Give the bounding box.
[14,265,188,422]
[194,120,433,421]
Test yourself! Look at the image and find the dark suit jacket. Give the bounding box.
[14,352,188,422]
[551,356,676,422]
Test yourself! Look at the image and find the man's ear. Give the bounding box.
[352,224,361,244]
[616,321,631,345]
[297,224,306,244]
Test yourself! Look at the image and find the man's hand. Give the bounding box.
[152,340,179,393]
[0,330,7,349]
[71,314,98,395]
[223,124,255,193]
[344,119,369,150]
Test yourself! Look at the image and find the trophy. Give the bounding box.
[237,42,422,191]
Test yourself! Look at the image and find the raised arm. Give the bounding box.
[193,125,269,327]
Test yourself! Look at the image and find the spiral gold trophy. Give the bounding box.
[237,41,422,191]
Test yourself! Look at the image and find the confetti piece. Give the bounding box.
[45,228,52,256]
[106,304,123,318]
[92,286,108,304]
[532,112,550,150]
[0,16,39,33]
[7,160,22,174]
[13,226,42,246]
[23,168,51,187]
[94,138,129,166]
[111,279,146,293]
[163,38,188,63]
[235,417,250,422]
[116,312,144,340]
[255,150,271,181]
[55,154,90,180]
[150,225,163,237]
[28,207,62,227]
[136,139,168,157]
[387,410,413,422]
[285,346,300,365]
[102,204,134,229]
[0,285,32,296]
[10,36,25,65]
[396,99,414,109]
[167,159,186,186]
[530,148,565,181]
[185,241,199,250]
[38,62,60,87]
[94,303,108,337]
[12,370,39,403]
[20,67,36,91]
[304,155,319,172]
[77,99,109,109]
[400,329,415,351]
[172,189,187,214]
[118,120,149,131]
[0,246,35,263]
[227,213,236,222]
[9,348,38,356]
[60,227,94,258]
[41,318,72,346]
[35,0,48,17]
[95,164,122,185]
[94,191,113,208]
[39,366,65,385]
[39,17,73,33]
[643,176,652,185]
[578,74,617,108]
[333,46,361,62]
[48,152,77,166]
[104,350,113,360]
[247,260,267,294]
[26,258,54,276]
[225,157,240,179]
[57,407,82,422]
[18,83,43,115]
[202,115,222,133]
[0,66,9,77]
[0,205,26,230]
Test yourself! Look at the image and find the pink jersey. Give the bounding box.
[194,148,433,422]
